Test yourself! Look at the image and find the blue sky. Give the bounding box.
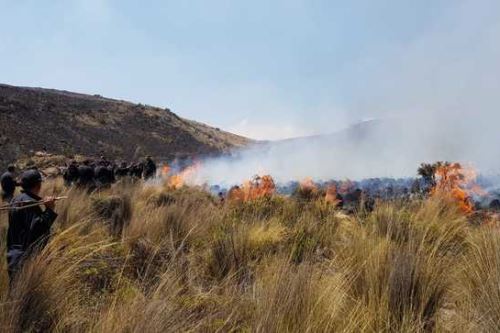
[1,0,498,140]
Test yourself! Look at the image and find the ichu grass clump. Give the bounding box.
[92,194,133,236]
[0,179,497,332]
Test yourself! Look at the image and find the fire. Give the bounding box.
[168,174,184,189]
[299,178,318,195]
[161,164,171,178]
[431,162,479,214]
[325,183,342,206]
[228,175,276,202]
[165,162,202,189]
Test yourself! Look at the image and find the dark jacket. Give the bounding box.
[144,159,157,179]
[115,166,129,178]
[63,164,80,185]
[95,165,115,187]
[1,171,17,196]
[129,163,144,179]
[7,191,58,278]
[77,165,95,186]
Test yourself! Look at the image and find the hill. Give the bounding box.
[0,83,250,168]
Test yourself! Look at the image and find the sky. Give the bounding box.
[0,0,498,141]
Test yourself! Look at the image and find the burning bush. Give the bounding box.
[293,178,322,202]
[227,175,276,203]
[429,162,476,214]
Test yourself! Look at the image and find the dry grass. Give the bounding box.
[0,180,498,332]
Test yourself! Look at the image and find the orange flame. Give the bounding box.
[227,186,245,202]
[168,174,184,189]
[431,162,479,214]
[228,175,276,202]
[299,178,318,195]
[325,183,342,206]
[165,162,201,189]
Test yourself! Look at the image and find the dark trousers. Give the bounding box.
[7,248,25,286]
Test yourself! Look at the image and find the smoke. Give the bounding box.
[187,0,500,186]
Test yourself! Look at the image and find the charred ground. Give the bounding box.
[0,83,250,168]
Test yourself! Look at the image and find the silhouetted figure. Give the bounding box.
[95,164,115,188]
[129,163,144,179]
[77,160,96,190]
[7,170,58,282]
[99,155,111,167]
[143,156,157,180]
[114,162,130,179]
[63,161,79,186]
[1,165,18,202]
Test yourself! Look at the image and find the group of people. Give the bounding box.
[62,156,157,189]
[0,155,157,285]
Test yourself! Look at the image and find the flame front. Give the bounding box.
[228,175,276,202]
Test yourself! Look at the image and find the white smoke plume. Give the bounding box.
[187,0,500,187]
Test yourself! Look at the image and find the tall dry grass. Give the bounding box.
[0,179,497,332]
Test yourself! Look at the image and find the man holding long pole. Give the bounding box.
[6,170,58,283]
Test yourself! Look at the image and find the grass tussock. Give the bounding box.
[0,181,497,332]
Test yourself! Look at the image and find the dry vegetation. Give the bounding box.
[1,180,500,332]
[0,84,251,169]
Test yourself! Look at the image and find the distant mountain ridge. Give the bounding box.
[272,119,385,145]
[0,83,250,168]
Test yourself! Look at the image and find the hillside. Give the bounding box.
[0,84,250,168]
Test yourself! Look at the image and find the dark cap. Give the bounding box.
[20,170,43,190]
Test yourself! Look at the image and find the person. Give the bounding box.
[129,162,144,179]
[95,162,115,188]
[1,165,18,202]
[77,160,96,190]
[99,155,111,167]
[6,170,58,282]
[114,162,130,179]
[143,156,157,180]
[63,160,79,186]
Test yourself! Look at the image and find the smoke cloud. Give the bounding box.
[188,0,500,186]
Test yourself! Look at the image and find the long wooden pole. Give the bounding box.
[0,196,68,212]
